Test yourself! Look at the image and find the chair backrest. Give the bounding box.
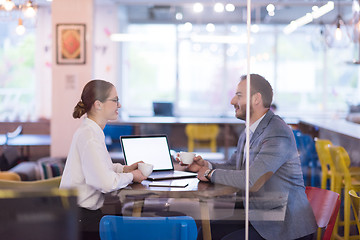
[103,125,133,151]
[349,190,360,233]
[185,124,219,152]
[305,186,341,240]
[314,139,334,173]
[328,145,352,184]
[0,176,62,189]
[99,215,198,240]
[314,138,335,190]
[295,133,318,166]
[0,171,21,181]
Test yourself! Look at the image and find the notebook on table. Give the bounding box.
[120,135,197,181]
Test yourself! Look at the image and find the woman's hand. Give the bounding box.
[131,169,147,183]
[123,161,143,173]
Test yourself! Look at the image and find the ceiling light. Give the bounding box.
[175,12,183,20]
[266,4,275,13]
[23,0,37,18]
[312,1,334,19]
[268,11,275,17]
[312,6,319,12]
[193,3,204,13]
[284,1,334,34]
[324,15,351,48]
[214,3,224,13]
[16,18,26,35]
[3,0,15,11]
[225,4,235,12]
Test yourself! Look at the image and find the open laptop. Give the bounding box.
[120,135,197,181]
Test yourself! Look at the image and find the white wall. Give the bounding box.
[93,5,119,85]
[51,0,94,157]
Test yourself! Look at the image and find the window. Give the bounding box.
[0,21,36,121]
[122,24,177,116]
[121,22,360,119]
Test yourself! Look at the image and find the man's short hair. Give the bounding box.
[240,74,273,108]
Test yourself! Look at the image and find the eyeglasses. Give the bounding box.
[106,97,119,104]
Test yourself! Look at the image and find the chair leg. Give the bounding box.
[344,187,350,240]
[332,179,342,239]
[321,173,327,189]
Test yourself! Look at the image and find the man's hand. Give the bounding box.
[175,154,209,173]
[123,161,143,173]
[131,169,147,183]
[197,166,210,182]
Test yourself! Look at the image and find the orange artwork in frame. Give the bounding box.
[56,24,86,64]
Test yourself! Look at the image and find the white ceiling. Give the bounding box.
[96,0,356,25]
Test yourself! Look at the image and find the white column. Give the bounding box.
[51,0,94,157]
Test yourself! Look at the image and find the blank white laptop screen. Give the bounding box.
[121,135,174,171]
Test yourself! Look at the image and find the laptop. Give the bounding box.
[120,135,197,181]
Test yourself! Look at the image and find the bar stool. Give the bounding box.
[329,145,360,240]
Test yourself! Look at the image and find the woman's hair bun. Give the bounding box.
[73,100,86,118]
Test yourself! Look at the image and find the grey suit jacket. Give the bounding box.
[211,110,317,240]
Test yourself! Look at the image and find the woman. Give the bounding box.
[60,79,146,239]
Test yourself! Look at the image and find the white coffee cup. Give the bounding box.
[179,152,196,165]
[138,162,154,177]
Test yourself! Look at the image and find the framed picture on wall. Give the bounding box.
[56,24,86,64]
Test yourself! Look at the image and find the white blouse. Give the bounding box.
[60,118,133,210]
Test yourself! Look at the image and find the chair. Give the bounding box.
[315,139,360,192]
[103,125,133,151]
[99,215,198,240]
[305,186,341,240]
[185,124,219,152]
[349,190,360,235]
[0,175,62,189]
[293,131,320,186]
[0,171,21,181]
[315,139,335,191]
[329,145,360,240]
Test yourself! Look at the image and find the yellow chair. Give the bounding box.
[315,138,335,191]
[329,146,360,240]
[349,190,360,235]
[185,124,219,152]
[0,171,21,181]
[0,176,62,189]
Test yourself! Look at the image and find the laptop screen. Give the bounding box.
[121,135,174,171]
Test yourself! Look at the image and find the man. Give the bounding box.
[183,74,317,240]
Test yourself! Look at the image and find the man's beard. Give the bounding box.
[236,104,253,120]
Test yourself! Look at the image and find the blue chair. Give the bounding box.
[103,125,133,151]
[99,215,198,240]
[293,130,320,187]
